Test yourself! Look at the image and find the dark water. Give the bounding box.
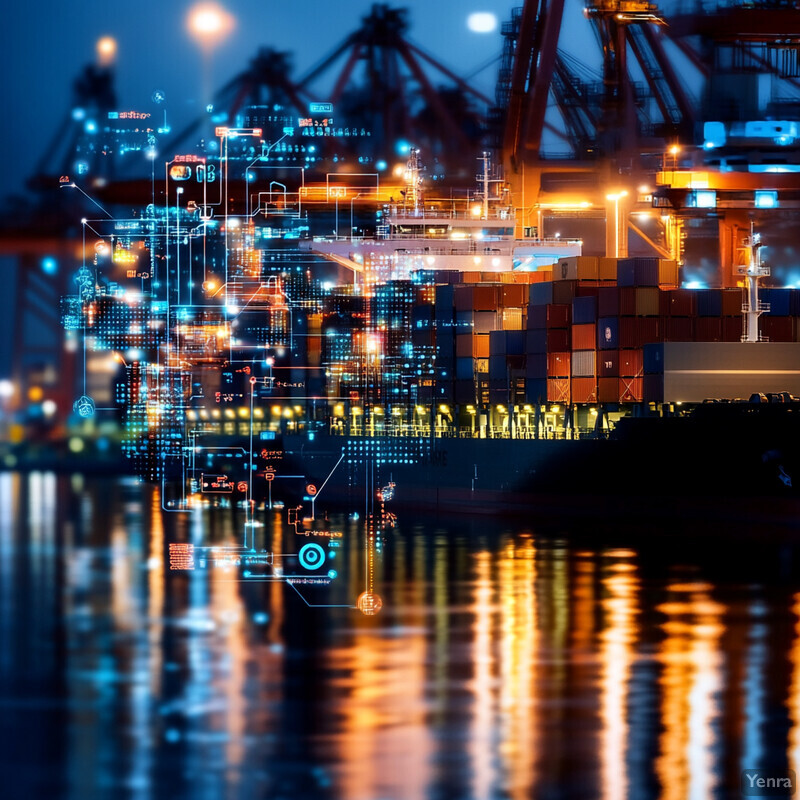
[3,472,800,799]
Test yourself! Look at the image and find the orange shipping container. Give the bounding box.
[547,377,571,404]
[619,376,643,403]
[502,284,527,307]
[502,308,524,330]
[598,377,618,403]
[598,257,618,281]
[473,284,500,310]
[571,377,598,403]
[619,348,643,376]
[473,334,490,358]
[572,323,596,351]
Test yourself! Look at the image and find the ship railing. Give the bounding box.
[741,301,770,313]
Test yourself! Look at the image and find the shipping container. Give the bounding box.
[635,287,660,316]
[658,259,680,287]
[761,316,794,341]
[502,284,527,307]
[722,316,743,342]
[597,350,619,377]
[460,270,482,284]
[525,377,548,404]
[526,353,547,379]
[434,284,455,321]
[643,373,663,403]
[473,284,500,311]
[636,317,662,345]
[526,328,570,353]
[572,295,597,325]
[547,377,571,404]
[597,317,619,350]
[529,282,554,306]
[598,257,618,281]
[619,287,637,316]
[598,377,618,403]
[571,350,596,377]
[659,289,695,317]
[475,357,489,374]
[454,379,475,404]
[571,377,598,403]
[528,303,570,329]
[490,330,526,355]
[473,311,498,334]
[721,288,744,316]
[695,317,722,341]
[572,323,597,351]
[619,348,643,376]
[598,286,620,317]
[456,357,474,380]
[762,288,791,317]
[619,376,643,402]
[643,342,800,401]
[502,307,524,330]
[548,351,572,377]
[617,257,662,287]
[552,280,579,306]
[665,317,694,342]
[696,289,722,317]
[455,334,473,358]
[473,334,490,358]
[555,256,599,281]
[489,355,507,380]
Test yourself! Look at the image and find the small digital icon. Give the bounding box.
[152,89,165,104]
[306,483,317,496]
[73,395,95,418]
[265,470,275,482]
[356,591,383,616]
[298,543,325,570]
[237,481,248,493]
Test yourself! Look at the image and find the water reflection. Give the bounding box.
[3,473,800,799]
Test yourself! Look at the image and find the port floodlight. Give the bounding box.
[669,145,680,155]
[187,3,235,48]
[439,405,450,414]
[0,380,14,398]
[96,37,117,66]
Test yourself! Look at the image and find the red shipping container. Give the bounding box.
[549,329,570,352]
[473,284,500,310]
[572,377,598,403]
[695,318,722,341]
[666,317,694,341]
[619,317,638,348]
[761,316,794,341]
[547,377,571,404]
[598,377,618,403]
[548,352,571,377]
[572,323,597,351]
[619,376,643,403]
[598,286,620,316]
[722,316,743,342]
[597,350,619,377]
[619,348,643,376]
[528,303,570,329]
[636,318,662,345]
[619,287,637,316]
[659,289,695,317]
[455,334,473,358]
[721,288,744,316]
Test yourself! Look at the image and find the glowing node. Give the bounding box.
[298,543,325,570]
[73,395,96,418]
[467,12,497,33]
[187,2,235,47]
[356,591,383,616]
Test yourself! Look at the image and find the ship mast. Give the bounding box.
[403,147,424,215]
[738,224,770,343]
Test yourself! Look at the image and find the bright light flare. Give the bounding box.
[467,12,498,33]
[96,36,117,66]
[187,3,235,48]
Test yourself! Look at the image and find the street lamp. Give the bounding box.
[187,3,235,104]
[606,190,628,258]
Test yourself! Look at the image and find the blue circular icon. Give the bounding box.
[73,395,95,418]
[298,543,325,570]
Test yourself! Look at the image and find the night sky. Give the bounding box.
[1,0,532,199]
